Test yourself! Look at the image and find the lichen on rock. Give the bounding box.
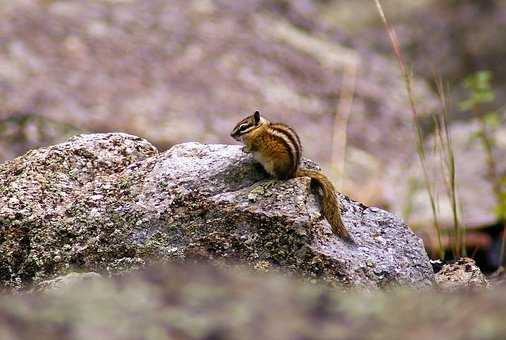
[0,133,434,290]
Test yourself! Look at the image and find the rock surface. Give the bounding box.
[0,133,434,290]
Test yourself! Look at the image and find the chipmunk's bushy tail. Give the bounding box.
[295,169,352,242]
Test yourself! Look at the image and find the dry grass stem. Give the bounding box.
[331,58,359,191]
[374,0,445,259]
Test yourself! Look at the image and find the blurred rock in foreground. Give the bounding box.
[0,263,505,340]
[0,133,433,290]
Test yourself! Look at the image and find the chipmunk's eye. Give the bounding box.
[238,124,248,132]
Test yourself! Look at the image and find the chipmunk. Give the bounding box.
[231,110,352,241]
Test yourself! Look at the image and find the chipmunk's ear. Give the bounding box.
[254,110,260,124]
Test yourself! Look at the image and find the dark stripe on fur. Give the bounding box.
[270,123,301,170]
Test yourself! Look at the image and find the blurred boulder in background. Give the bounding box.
[0,113,81,161]
[0,0,437,203]
[318,0,506,106]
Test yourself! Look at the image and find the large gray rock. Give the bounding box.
[0,133,434,290]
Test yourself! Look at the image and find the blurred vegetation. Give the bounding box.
[461,71,506,266]
[461,71,506,221]
[0,113,81,161]
[369,0,505,266]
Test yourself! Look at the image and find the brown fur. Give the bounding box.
[231,111,352,242]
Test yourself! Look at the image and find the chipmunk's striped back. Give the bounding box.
[264,123,302,177]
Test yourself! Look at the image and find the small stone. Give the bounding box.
[435,257,489,290]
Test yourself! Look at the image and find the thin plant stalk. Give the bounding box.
[331,59,358,191]
[434,77,463,257]
[500,228,506,269]
[478,113,506,266]
[373,0,444,259]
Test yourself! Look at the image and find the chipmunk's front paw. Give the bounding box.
[241,145,252,154]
